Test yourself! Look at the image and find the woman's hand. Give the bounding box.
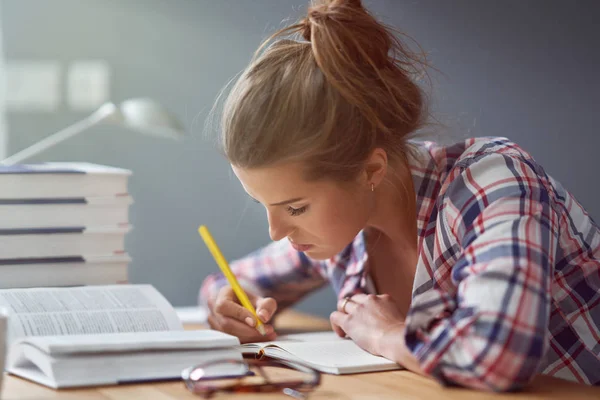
[207,286,278,343]
[330,293,405,357]
[331,293,425,375]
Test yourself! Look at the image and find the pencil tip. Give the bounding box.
[256,324,267,336]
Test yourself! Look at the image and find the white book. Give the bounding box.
[1,284,245,388]
[239,331,402,375]
[1,286,402,389]
[0,195,132,230]
[0,254,131,289]
[0,162,131,199]
[0,226,130,260]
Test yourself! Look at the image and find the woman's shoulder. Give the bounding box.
[407,136,549,192]
[411,136,546,177]
[412,136,535,164]
[427,137,560,238]
[426,136,554,203]
[408,136,555,205]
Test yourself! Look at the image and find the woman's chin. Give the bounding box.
[303,247,335,261]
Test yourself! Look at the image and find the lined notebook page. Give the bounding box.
[239,331,342,352]
[277,331,346,342]
[263,338,401,374]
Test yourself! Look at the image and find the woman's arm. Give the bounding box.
[331,294,427,375]
[380,323,426,375]
[403,153,559,391]
[330,152,559,391]
[199,239,328,311]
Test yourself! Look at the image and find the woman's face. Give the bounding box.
[232,162,373,260]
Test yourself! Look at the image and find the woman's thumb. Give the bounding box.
[255,297,277,323]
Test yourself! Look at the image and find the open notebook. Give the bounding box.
[240,331,402,375]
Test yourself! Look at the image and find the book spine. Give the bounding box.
[0,256,85,265]
[0,227,85,235]
[0,198,86,205]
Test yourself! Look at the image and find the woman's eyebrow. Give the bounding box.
[269,197,305,206]
[247,194,305,206]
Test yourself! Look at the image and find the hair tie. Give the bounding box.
[301,17,312,41]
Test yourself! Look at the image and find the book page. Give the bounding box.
[241,331,400,374]
[265,341,400,374]
[17,330,240,355]
[277,331,344,342]
[240,331,345,351]
[174,306,208,324]
[0,284,183,344]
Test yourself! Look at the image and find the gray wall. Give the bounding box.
[1,1,598,318]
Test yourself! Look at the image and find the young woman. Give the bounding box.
[200,0,600,391]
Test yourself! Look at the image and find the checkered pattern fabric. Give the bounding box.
[200,137,600,390]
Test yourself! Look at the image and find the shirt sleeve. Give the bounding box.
[199,239,328,310]
[405,152,558,391]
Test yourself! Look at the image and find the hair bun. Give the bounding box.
[301,0,365,41]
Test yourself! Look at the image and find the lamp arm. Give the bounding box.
[0,103,120,166]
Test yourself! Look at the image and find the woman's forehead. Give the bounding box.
[232,163,305,184]
[231,163,342,203]
[233,163,308,197]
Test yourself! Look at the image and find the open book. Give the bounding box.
[240,331,402,375]
[0,284,243,388]
[1,285,401,389]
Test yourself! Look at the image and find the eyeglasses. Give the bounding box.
[183,354,321,399]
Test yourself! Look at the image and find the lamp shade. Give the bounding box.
[0,97,186,165]
[115,98,186,139]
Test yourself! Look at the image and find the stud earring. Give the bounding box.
[371,183,374,192]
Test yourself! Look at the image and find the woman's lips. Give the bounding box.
[290,242,313,252]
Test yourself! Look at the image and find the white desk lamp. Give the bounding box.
[0,97,185,165]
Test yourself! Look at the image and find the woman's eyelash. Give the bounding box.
[287,205,308,216]
[250,196,308,216]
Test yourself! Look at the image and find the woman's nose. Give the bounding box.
[267,211,292,241]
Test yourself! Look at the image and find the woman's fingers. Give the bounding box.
[212,313,276,343]
[255,297,277,323]
[348,293,370,303]
[214,287,269,326]
[330,311,348,338]
[209,286,281,341]
[337,293,377,313]
[214,294,256,324]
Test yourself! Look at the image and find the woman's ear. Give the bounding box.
[364,148,388,189]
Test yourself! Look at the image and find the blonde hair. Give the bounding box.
[216,0,430,181]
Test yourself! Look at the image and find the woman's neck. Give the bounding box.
[366,161,418,251]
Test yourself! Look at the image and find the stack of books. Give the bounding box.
[0,162,133,289]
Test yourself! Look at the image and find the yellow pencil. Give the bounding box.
[198,225,266,336]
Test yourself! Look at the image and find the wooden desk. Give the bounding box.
[2,310,599,399]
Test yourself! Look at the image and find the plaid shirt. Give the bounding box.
[200,137,600,390]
